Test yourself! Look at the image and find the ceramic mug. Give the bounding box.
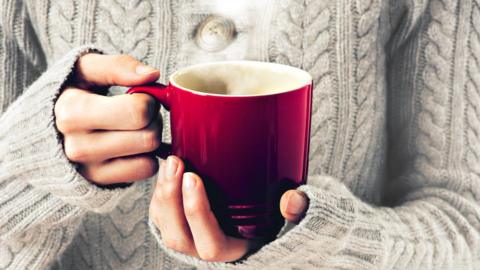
[127,61,313,239]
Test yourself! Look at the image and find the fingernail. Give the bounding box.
[166,156,178,178]
[183,174,196,190]
[136,64,158,75]
[286,191,306,215]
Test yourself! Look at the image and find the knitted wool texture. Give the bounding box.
[0,0,479,269]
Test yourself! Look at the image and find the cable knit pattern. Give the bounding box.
[271,0,339,178]
[56,180,179,270]
[414,0,457,185]
[303,1,338,177]
[48,1,76,58]
[1,0,480,269]
[343,0,381,191]
[465,1,480,192]
[270,0,303,68]
[0,1,44,112]
[96,0,152,61]
[0,42,136,269]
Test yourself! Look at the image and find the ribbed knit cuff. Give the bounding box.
[1,45,135,213]
[149,176,361,269]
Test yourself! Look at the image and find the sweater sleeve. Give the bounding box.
[0,2,135,268]
[150,0,480,269]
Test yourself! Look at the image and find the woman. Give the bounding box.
[0,0,478,269]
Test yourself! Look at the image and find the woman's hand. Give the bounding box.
[150,155,309,262]
[55,53,162,185]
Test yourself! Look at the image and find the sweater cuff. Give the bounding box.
[1,45,135,213]
[149,176,363,269]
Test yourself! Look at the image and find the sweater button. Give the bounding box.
[195,15,236,52]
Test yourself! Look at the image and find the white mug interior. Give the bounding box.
[171,61,312,97]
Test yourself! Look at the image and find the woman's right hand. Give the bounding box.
[54,53,162,186]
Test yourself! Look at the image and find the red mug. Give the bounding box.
[127,61,313,239]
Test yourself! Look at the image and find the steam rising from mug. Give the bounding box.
[172,61,312,96]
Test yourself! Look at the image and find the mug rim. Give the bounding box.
[168,60,313,98]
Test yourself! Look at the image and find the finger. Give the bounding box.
[79,154,158,185]
[280,190,308,223]
[55,87,158,132]
[64,119,162,163]
[74,53,160,87]
[151,157,197,256]
[182,173,249,262]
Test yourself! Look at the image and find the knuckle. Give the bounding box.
[64,137,88,162]
[55,109,75,133]
[55,88,90,133]
[159,182,178,201]
[142,128,161,152]
[55,94,77,133]
[199,246,223,262]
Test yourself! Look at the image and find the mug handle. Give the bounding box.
[127,83,172,158]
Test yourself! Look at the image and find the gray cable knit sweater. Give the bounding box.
[0,0,479,269]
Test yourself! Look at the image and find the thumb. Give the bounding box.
[280,190,308,223]
[74,53,160,87]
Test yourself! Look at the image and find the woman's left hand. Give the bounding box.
[149,155,309,262]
